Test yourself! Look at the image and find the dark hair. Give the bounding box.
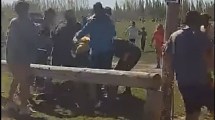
[44,8,56,17]
[201,13,211,21]
[184,11,201,26]
[93,2,104,13]
[64,9,75,18]
[132,21,135,25]
[14,1,29,14]
[141,27,145,30]
[104,7,112,16]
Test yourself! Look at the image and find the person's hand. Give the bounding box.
[73,37,78,43]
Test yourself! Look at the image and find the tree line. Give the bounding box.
[1,0,214,32]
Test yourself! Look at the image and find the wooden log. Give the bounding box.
[1,60,162,90]
[143,90,163,120]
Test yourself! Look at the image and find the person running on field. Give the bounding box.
[125,21,139,44]
[151,24,164,68]
[73,2,116,108]
[5,1,40,115]
[139,27,147,52]
[163,11,214,120]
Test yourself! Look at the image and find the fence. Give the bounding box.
[1,60,163,120]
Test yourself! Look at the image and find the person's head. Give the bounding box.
[104,7,112,16]
[141,27,145,30]
[156,24,164,31]
[64,9,76,23]
[44,8,56,25]
[184,11,202,29]
[200,13,211,28]
[93,2,104,16]
[14,1,29,17]
[131,21,135,27]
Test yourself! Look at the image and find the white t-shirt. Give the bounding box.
[126,26,139,39]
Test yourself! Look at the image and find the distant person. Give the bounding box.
[163,11,214,120]
[151,24,164,68]
[52,9,81,67]
[125,21,139,44]
[139,27,147,52]
[5,1,40,115]
[73,2,116,107]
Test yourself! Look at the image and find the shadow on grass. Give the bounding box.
[29,83,146,120]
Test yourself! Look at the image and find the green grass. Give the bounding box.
[1,20,213,120]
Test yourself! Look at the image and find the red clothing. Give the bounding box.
[152,30,164,47]
[152,30,164,56]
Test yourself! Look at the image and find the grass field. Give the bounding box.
[1,20,214,120]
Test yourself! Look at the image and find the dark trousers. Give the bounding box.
[52,49,76,67]
[35,49,49,87]
[89,51,113,100]
[114,52,141,93]
[178,84,214,114]
[141,39,146,51]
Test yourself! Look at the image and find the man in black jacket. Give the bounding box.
[52,9,82,67]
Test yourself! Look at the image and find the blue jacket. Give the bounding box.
[76,14,116,54]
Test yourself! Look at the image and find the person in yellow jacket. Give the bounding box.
[75,36,90,67]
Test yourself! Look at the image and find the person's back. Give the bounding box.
[170,27,210,86]
[77,14,115,54]
[6,17,39,64]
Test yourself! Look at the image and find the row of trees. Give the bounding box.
[1,0,214,31]
[2,0,214,19]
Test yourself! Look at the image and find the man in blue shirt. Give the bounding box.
[163,11,214,120]
[73,2,116,107]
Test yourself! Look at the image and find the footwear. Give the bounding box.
[156,65,161,69]
[19,105,37,115]
[5,101,19,111]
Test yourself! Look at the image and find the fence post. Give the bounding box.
[143,89,163,120]
[161,1,180,120]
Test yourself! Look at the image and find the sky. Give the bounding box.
[1,0,124,8]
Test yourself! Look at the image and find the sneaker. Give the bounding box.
[19,105,37,115]
[5,101,19,111]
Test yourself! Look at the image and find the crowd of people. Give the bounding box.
[3,0,214,119]
[4,1,142,115]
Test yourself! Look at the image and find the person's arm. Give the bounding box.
[151,31,156,46]
[74,21,93,41]
[124,26,130,36]
[163,36,175,86]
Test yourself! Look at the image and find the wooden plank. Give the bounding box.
[143,90,163,120]
[1,60,162,90]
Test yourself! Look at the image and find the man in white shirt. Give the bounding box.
[125,21,139,44]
